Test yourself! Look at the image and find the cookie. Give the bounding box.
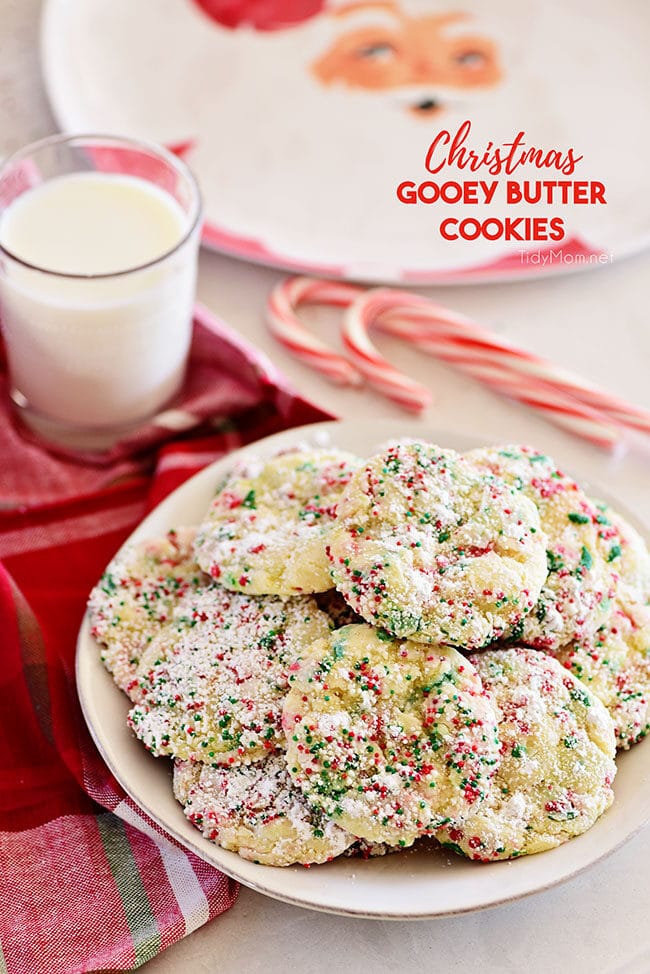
[553,595,650,749]
[590,500,650,598]
[283,624,501,846]
[466,446,617,649]
[172,756,200,806]
[437,647,616,860]
[128,588,331,764]
[328,441,547,648]
[173,755,354,866]
[88,528,209,700]
[194,449,362,595]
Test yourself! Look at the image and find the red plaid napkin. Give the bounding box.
[0,304,331,973]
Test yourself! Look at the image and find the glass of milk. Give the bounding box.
[0,133,202,448]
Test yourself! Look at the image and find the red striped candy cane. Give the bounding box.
[343,289,624,449]
[266,277,364,386]
[374,292,650,435]
[265,276,650,450]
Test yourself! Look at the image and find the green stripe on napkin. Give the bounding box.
[96,813,161,967]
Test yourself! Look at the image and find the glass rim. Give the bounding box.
[0,132,203,279]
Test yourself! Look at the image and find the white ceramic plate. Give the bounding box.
[76,420,650,918]
[43,0,650,284]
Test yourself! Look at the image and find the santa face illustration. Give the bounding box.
[194,0,502,118]
[183,0,512,271]
[310,4,501,117]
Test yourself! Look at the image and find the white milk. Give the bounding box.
[0,172,199,434]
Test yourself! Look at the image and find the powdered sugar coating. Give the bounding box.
[466,446,621,650]
[437,647,616,861]
[194,449,362,595]
[173,755,354,866]
[128,587,331,764]
[173,757,200,805]
[591,500,650,599]
[88,528,210,700]
[553,595,650,749]
[283,624,501,845]
[328,442,547,648]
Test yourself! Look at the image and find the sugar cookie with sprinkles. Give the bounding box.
[553,595,650,749]
[194,449,362,595]
[88,528,209,701]
[328,442,547,648]
[172,755,354,866]
[589,500,650,599]
[283,624,501,846]
[437,647,616,861]
[466,445,619,650]
[128,588,331,764]
[172,756,201,806]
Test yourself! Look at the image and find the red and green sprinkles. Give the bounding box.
[328,441,547,649]
[466,444,628,650]
[282,624,500,845]
[88,527,210,701]
[173,754,353,866]
[128,588,331,764]
[553,598,650,749]
[193,449,362,595]
[436,647,617,861]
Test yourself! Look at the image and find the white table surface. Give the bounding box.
[4,3,650,971]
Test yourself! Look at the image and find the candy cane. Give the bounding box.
[343,289,623,449]
[338,306,432,413]
[373,291,650,435]
[265,276,648,450]
[266,277,364,386]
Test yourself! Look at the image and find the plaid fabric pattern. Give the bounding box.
[0,305,331,973]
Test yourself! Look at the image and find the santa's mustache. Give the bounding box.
[389,85,494,116]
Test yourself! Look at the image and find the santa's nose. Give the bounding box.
[412,58,449,85]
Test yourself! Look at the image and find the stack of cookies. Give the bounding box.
[88,441,650,866]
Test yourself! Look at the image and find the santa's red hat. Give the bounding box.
[192,0,326,31]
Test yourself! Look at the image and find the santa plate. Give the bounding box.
[41,0,650,283]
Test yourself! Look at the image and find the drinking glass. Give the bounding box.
[0,133,202,448]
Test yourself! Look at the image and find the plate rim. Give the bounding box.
[76,419,650,918]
